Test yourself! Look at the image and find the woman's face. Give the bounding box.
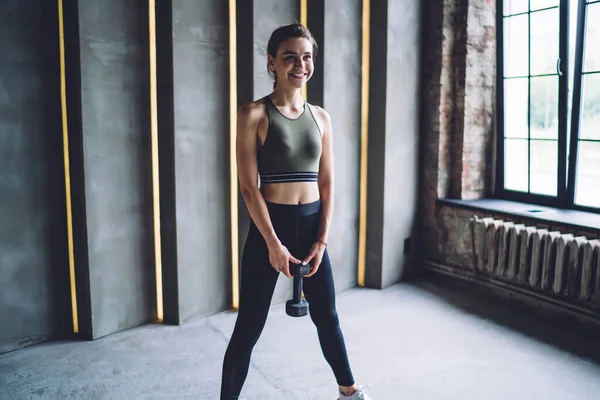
[269,37,314,89]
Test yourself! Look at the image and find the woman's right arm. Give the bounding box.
[236,103,300,278]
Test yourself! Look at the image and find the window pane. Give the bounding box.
[505,139,529,192]
[530,0,559,11]
[504,78,529,138]
[580,74,600,140]
[575,142,600,208]
[530,76,558,139]
[504,15,529,77]
[530,140,558,196]
[530,9,559,76]
[504,0,528,15]
[584,3,600,72]
[568,0,581,158]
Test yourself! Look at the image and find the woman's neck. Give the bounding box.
[270,86,304,107]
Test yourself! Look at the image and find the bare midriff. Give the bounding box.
[260,181,320,205]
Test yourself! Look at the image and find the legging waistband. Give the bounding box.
[264,199,321,217]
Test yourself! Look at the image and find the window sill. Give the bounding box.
[438,198,600,233]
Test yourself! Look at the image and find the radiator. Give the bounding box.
[470,216,600,307]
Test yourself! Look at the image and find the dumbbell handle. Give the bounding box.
[293,276,303,302]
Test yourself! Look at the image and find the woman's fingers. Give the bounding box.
[304,261,320,277]
[302,242,321,266]
[305,253,322,277]
[289,255,302,265]
[280,263,292,278]
[302,251,316,266]
[272,247,320,279]
[302,243,324,275]
[270,245,298,278]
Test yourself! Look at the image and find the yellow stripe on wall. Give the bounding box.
[358,0,370,287]
[300,0,308,100]
[229,0,240,310]
[149,0,164,321]
[58,0,79,333]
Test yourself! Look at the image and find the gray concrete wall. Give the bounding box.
[381,0,421,286]
[253,0,299,99]
[366,0,421,288]
[0,0,423,354]
[77,1,154,338]
[0,1,72,353]
[323,0,362,291]
[165,0,230,322]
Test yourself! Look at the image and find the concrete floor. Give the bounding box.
[2,280,600,400]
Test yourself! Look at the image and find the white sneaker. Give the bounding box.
[338,384,372,400]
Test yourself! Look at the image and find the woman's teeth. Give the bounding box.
[290,73,304,78]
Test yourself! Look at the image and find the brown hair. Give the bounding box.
[267,23,318,89]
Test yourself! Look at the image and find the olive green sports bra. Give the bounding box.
[257,96,323,184]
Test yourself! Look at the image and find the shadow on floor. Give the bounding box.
[408,274,600,366]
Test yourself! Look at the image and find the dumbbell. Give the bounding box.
[286,262,310,317]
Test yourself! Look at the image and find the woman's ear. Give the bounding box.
[268,56,275,71]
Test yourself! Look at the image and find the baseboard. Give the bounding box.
[0,336,53,356]
[421,260,600,330]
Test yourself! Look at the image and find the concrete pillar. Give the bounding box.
[323,0,362,290]
[234,0,253,311]
[0,0,72,354]
[66,0,155,339]
[366,0,421,288]
[307,0,325,108]
[157,1,231,323]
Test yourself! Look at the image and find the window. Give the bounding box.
[497,0,600,212]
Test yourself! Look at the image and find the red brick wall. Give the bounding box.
[419,0,494,264]
[462,0,496,200]
[421,0,495,262]
[434,0,494,201]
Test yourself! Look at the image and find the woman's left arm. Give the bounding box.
[304,108,334,277]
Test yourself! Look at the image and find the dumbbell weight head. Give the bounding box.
[286,298,308,317]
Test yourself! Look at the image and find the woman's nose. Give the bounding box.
[295,58,302,68]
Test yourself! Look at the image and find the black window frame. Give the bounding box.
[496,0,600,213]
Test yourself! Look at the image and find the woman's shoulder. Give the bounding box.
[307,102,328,117]
[307,103,331,130]
[238,97,268,118]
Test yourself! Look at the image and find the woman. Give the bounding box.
[220,23,371,400]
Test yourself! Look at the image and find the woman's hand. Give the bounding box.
[267,240,301,279]
[302,241,327,277]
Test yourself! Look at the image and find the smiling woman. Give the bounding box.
[219,23,372,400]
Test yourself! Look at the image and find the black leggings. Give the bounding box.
[220,200,354,399]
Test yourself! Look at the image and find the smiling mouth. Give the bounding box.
[289,73,306,79]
